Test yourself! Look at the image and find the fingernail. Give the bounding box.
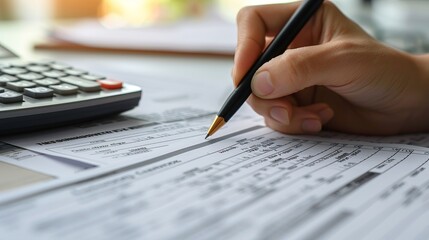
[252,71,273,96]
[318,108,334,124]
[302,119,322,133]
[270,107,290,125]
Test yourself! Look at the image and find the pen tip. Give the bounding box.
[205,134,209,139]
[206,116,226,139]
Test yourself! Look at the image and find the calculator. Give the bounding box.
[0,44,142,135]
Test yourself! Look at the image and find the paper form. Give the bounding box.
[0,142,94,192]
[1,127,429,240]
[2,108,258,167]
[318,131,429,148]
[0,105,254,194]
[0,142,94,177]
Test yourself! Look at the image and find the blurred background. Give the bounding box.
[1,0,428,32]
[0,0,428,54]
[0,0,427,25]
[0,0,295,23]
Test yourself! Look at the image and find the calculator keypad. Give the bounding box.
[34,78,60,87]
[0,58,141,134]
[42,71,67,78]
[49,84,79,95]
[26,65,50,73]
[2,68,27,75]
[6,81,37,92]
[17,72,44,81]
[24,87,54,98]
[0,61,123,104]
[0,91,23,103]
[0,75,18,85]
[59,76,101,92]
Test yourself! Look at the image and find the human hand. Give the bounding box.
[233,1,429,135]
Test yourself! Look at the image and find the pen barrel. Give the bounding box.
[219,79,253,122]
[255,0,325,67]
[219,0,324,122]
[267,0,325,58]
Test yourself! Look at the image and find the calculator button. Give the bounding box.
[59,76,101,92]
[0,91,23,103]
[81,74,106,81]
[50,83,78,95]
[10,62,30,68]
[32,60,54,65]
[34,78,61,87]
[26,65,51,73]
[42,71,67,78]
[64,69,87,76]
[0,87,4,93]
[50,63,71,70]
[98,79,123,90]
[6,81,37,92]
[1,67,27,75]
[0,75,18,86]
[24,87,54,98]
[17,72,44,81]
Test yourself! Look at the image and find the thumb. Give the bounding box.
[251,41,353,99]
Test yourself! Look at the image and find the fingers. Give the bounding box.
[233,2,308,86]
[251,44,335,99]
[232,2,351,86]
[247,95,334,134]
[251,39,378,100]
[232,1,366,88]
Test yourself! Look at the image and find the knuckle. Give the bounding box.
[323,1,340,13]
[279,51,310,91]
[334,39,360,51]
[330,40,369,63]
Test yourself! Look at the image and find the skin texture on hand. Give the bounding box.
[233,1,429,135]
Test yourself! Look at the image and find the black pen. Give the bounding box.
[206,0,324,139]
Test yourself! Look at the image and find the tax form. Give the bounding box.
[0,143,95,192]
[0,142,94,177]
[1,126,429,240]
[2,108,258,167]
[0,107,214,192]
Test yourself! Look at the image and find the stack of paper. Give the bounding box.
[37,18,237,57]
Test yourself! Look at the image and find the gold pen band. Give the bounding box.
[205,116,225,139]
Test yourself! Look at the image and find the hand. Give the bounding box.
[233,1,429,135]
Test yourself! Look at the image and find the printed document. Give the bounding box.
[2,108,258,167]
[0,143,95,191]
[1,127,429,240]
